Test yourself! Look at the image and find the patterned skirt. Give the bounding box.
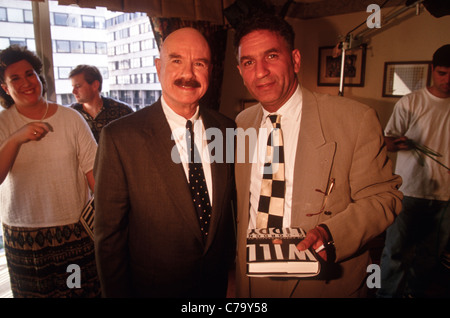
[2,222,101,298]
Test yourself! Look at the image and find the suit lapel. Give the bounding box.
[291,88,336,228]
[237,106,264,232]
[140,102,204,244]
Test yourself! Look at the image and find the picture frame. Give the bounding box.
[382,61,432,97]
[317,45,366,87]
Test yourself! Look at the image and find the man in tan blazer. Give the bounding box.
[94,28,235,297]
[233,14,403,297]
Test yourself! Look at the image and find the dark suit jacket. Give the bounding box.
[235,87,403,297]
[94,100,236,298]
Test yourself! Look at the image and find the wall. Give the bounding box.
[220,5,450,129]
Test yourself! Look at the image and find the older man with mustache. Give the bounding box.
[94,27,236,298]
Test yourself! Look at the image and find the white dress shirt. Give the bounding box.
[161,96,213,204]
[248,85,303,229]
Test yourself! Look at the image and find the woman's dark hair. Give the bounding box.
[0,45,47,109]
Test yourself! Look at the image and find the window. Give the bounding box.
[0,8,7,21]
[71,41,83,53]
[10,38,26,46]
[107,45,115,56]
[95,16,105,29]
[26,38,35,51]
[117,28,129,39]
[96,42,107,54]
[54,12,68,26]
[99,67,108,79]
[130,24,140,36]
[0,37,9,49]
[115,44,129,55]
[58,67,72,79]
[67,15,80,27]
[130,41,140,53]
[24,9,32,23]
[131,58,141,68]
[142,56,154,67]
[7,8,24,22]
[60,93,75,105]
[84,41,96,54]
[56,40,70,53]
[140,23,149,34]
[120,59,130,69]
[81,15,95,28]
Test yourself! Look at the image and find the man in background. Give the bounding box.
[378,44,450,298]
[70,64,133,142]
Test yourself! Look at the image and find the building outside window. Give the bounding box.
[0,0,161,110]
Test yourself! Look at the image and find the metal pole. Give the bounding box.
[338,41,348,96]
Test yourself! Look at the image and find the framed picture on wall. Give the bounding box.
[317,45,366,87]
[382,61,432,97]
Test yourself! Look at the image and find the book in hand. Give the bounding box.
[80,197,94,240]
[246,227,320,277]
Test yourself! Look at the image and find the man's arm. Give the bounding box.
[85,170,95,192]
[384,136,411,152]
[299,108,403,262]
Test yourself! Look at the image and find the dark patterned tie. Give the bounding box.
[256,114,285,228]
[186,120,212,238]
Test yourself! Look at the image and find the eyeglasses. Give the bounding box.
[306,178,335,217]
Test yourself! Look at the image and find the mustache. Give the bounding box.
[174,78,201,88]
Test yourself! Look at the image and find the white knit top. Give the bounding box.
[0,104,97,227]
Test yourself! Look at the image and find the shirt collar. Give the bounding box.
[161,95,200,129]
[261,84,302,125]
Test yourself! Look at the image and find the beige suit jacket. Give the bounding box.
[235,87,403,298]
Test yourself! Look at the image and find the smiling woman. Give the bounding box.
[0,45,100,298]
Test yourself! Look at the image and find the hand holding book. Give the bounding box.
[246,227,321,277]
[297,225,332,262]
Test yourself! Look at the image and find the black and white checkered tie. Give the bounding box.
[186,120,211,238]
[256,114,285,228]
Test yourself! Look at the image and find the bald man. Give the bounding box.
[94,28,236,298]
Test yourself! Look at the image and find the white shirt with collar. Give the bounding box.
[160,96,213,205]
[248,85,303,229]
